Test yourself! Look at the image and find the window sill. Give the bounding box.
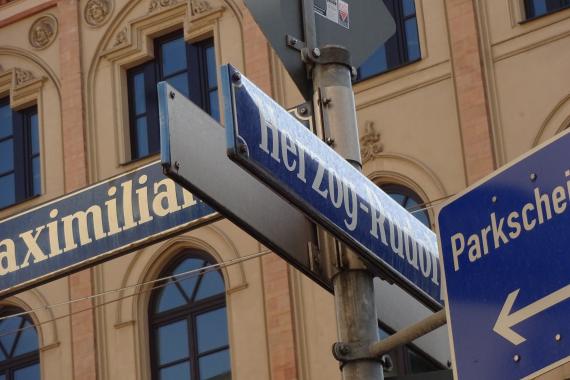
[120,152,161,168]
[0,193,41,214]
[353,58,422,85]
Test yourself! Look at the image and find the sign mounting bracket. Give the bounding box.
[286,35,306,52]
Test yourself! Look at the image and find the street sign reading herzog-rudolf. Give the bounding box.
[439,129,570,380]
[222,65,441,309]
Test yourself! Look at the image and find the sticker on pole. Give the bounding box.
[315,0,350,29]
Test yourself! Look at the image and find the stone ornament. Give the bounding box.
[360,121,384,164]
[190,0,212,16]
[85,0,112,27]
[148,0,179,12]
[14,68,35,86]
[29,15,58,50]
[113,27,127,47]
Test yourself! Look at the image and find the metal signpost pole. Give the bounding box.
[303,9,383,377]
[310,48,383,380]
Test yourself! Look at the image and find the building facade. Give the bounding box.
[0,0,569,379]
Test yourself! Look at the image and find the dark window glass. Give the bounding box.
[174,258,203,299]
[195,271,224,301]
[0,140,14,174]
[379,325,442,377]
[158,320,189,365]
[204,44,219,122]
[0,175,15,209]
[150,251,230,380]
[0,104,12,139]
[133,73,147,115]
[13,364,39,380]
[356,0,421,81]
[199,349,230,380]
[161,38,187,77]
[0,99,40,209]
[0,307,40,380]
[196,308,228,353]
[381,184,430,227]
[525,0,570,18]
[160,362,192,380]
[127,32,218,160]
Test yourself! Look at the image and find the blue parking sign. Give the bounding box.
[439,130,570,379]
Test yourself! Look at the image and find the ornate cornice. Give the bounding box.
[360,121,383,164]
[0,67,44,109]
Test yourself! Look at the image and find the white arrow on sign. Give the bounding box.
[493,284,570,345]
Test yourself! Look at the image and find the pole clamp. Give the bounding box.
[332,342,394,370]
[301,45,353,69]
[332,341,380,366]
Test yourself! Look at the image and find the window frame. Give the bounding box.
[378,321,445,377]
[380,183,431,227]
[523,0,570,20]
[148,251,229,380]
[126,30,217,161]
[0,306,40,380]
[0,98,40,210]
[355,0,421,82]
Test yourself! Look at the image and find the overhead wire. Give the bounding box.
[407,194,456,215]
[0,192,457,338]
[0,249,273,337]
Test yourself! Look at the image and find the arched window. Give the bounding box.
[0,306,40,380]
[149,251,230,380]
[380,184,430,227]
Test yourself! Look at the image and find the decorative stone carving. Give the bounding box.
[360,121,383,164]
[85,0,112,27]
[113,27,127,46]
[14,68,35,86]
[149,0,179,13]
[189,0,212,16]
[29,15,58,50]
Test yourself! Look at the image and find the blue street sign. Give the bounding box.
[439,130,570,380]
[222,64,442,309]
[0,162,218,298]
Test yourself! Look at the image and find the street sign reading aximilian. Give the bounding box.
[222,65,442,309]
[0,162,219,298]
[439,129,570,380]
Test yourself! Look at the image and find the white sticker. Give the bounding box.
[314,0,350,30]
[326,0,339,23]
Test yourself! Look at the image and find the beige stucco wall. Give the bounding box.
[1,0,570,378]
[0,3,71,379]
[481,1,570,161]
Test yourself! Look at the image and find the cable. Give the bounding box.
[0,249,273,337]
[0,193,456,337]
[406,194,455,215]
